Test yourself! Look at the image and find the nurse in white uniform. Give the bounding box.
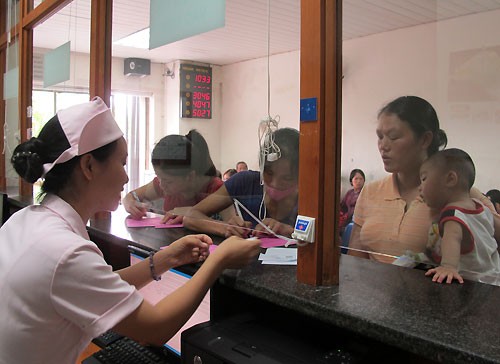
[0,97,261,364]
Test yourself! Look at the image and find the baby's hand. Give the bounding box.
[425,265,464,284]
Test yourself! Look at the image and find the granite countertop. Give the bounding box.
[219,254,500,364]
[6,193,499,362]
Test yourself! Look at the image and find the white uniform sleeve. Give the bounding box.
[50,244,143,338]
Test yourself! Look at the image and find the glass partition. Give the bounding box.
[2,0,21,194]
[3,39,20,194]
[6,0,20,29]
[10,0,499,286]
[33,0,46,10]
[31,0,90,199]
[111,0,158,196]
[341,2,500,286]
[110,0,302,251]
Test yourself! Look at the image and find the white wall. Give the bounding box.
[112,51,299,176]
[30,8,499,194]
[215,8,500,195]
[218,50,300,172]
[342,9,500,193]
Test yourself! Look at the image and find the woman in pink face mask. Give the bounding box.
[184,128,299,238]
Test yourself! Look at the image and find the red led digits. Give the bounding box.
[180,64,212,119]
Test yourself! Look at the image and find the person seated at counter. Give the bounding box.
[236,160,249,172]
[339,168,365,235]
[184,127,299,238]
[348,96,499,263]
[222,168,237,181]
[420,148,500,284]
[485,189,500,214]
[0,97,261,364]
[122,129,223,224]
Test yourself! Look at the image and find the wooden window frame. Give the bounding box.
[0,0,342,285]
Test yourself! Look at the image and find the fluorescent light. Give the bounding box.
[114,28,150,49]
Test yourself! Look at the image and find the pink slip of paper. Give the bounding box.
[259,237,292,248]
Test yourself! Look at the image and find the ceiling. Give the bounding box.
[32,0,500,66]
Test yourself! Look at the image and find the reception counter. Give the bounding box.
[5,194,500,363]
[212,256,500,363]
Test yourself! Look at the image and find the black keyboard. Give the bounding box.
[91,330,124,347]
[83,331,174,364]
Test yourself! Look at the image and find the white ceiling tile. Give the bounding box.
[32,0,500,65]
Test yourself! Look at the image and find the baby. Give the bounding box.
[419,148,500,284]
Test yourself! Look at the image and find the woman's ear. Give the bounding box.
[79,154,94,180]
[421,130,433,150]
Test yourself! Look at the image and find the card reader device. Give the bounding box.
[291,215,315,243]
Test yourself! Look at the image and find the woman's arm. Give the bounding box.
[122,180,161,218]
[113,236,261,346]
[253,218,294,238]
[116,234,212,289]
[347,223,370,259]
[183,185,235,236]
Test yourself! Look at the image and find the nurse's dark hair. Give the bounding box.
[378,96,447,156]
[151,129,217,177]
[11,114,118,196]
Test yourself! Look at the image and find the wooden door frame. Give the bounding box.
[297,0,342,285]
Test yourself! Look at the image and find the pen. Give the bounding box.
[233,198,243,218]
[131,191,165,215]
[131,191,141,203]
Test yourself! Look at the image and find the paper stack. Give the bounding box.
[259,247,297,265]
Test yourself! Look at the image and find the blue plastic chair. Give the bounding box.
[341,222,354,254]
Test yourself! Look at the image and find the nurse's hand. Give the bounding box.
[167,234,212,266]
[211,236,261,269]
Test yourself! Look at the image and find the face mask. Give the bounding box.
[265,185,297,201]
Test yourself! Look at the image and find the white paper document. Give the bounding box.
[259,247,297,265]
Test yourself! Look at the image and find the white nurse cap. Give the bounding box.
[42,96,123,176]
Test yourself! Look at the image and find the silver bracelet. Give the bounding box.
[149,251,161,281]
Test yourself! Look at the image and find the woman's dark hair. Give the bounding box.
[151,129,216,177]
[486,189,500,205]
[378,96,447,156]
[223,168,237,179]
[11,114,118,196]
[349,168,365,184]
[263,128,300,178]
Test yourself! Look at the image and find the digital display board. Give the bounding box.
[180,63,212,119]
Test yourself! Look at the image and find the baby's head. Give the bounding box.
[419,148,475,209]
